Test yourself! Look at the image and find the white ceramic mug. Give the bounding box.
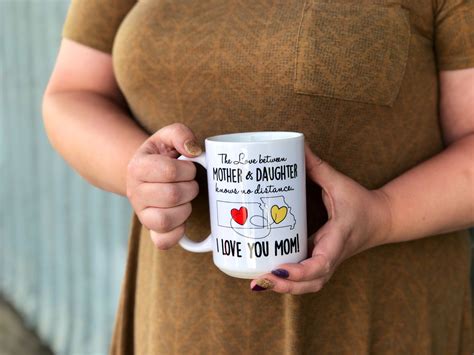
[179,131,307,279]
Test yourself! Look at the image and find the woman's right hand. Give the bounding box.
[126,123,202,249]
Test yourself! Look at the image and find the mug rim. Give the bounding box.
[206,131,303,144]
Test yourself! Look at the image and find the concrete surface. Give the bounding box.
[0,297,53,355]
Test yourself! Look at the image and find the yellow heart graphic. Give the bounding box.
[271,205,288,224]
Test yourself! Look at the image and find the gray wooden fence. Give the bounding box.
[0,1,132,354]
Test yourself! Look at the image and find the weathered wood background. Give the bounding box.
[0,1,131,354]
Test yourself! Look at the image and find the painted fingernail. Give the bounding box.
[184,140,202,156]
[251,278,275,292]
[271,268,289,279]
[251,284,267,291]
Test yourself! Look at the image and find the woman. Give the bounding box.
[42,0,474,353]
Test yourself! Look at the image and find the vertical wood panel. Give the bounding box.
[1,1,471,354]
[0,1,132,354]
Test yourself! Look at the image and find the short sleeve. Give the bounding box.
[62,0,137,54]
[434,0,474,70]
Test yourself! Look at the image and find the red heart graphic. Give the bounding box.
[231,207,248,225]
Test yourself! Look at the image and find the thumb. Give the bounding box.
[140,123,202,158]
[305,145,341,190]
[305,145,342,219]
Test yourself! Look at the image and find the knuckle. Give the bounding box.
[164,184,181,205]
[161,161,177,181]
[127,158,140,178]
[183,203,193,219]
[150,233,173,250]
[126,189,134,202]
[291,264,307,280]
[149,229,177,250]
[138,212,152,231]
[153,238,174,250]
[173,224,186,237]
[187,162,197,178]
[170,122,185,130]
[297,265,308,280]
[125,184,134,200]
[154,211,171,232]
[170,122,188,135]
[190,180,200,197]
[282,282,294,294]
[159,228,185,250]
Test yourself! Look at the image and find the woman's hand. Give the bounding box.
[126,123,202,249]
[250,145,392,294]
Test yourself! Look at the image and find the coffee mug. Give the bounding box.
[178,131,307,279]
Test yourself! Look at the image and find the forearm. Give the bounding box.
[377,134,474,244]
[42,91,149,196]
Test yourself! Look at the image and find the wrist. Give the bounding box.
[369,188,394,248]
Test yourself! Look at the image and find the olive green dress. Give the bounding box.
[62,0,474,353]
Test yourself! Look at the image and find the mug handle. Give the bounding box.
[177,153,213,253]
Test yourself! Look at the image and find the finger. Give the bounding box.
[149,224,186,250]
[137,123,202,158]
[311,222,347,269]
[271,254,331,282]
[139,203,192,234]
[305,144,340,191]
[250,275,326,295]
[132,181,199,210]
[273,278,325,295]
[272,222,345,282]
[129,154,197,183]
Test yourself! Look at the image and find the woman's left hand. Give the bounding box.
[250,145,392,294]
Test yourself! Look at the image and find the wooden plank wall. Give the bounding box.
[0,1,132,354]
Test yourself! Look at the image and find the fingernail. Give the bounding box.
[251,284,267,291]
[251,278,274,292]
[271,268,289,279]
[184,140,202,156]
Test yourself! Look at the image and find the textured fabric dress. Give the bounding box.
[62,1,474,353]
